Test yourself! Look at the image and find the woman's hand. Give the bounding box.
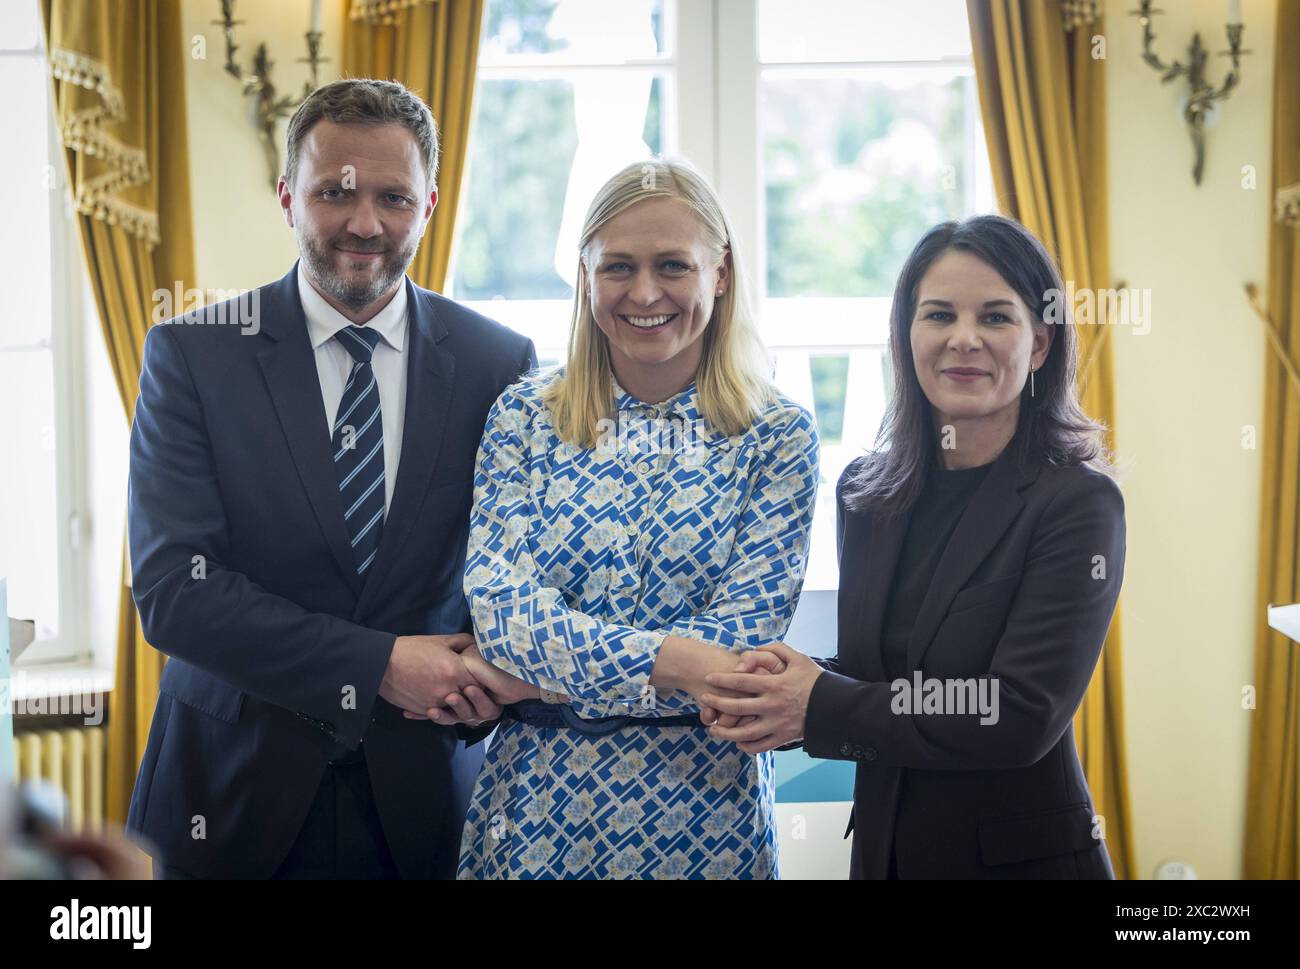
[700,642,823,754]
[698,649,786,727]
[666,643,773,729]
[650,637,750,728]
[460,645,542,705]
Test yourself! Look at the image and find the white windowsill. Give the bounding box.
[8,661,113,704]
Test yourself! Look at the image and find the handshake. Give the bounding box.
[378,633,540,728]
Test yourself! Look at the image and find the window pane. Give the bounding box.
[0,0,40,50]
[481,0,667,62]
[0,57,53,349]
[810,354,849,444]
[455,79,576,300]
[453,71,667,300]
[763,69,971,298]
[0,348,61,640]
[759,0,971,63]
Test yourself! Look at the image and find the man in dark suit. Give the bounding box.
[126,78,535,879]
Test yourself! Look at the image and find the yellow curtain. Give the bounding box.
[1243,0,1300,881]
[343,0,485,292]
[40,0,195,825]
[966,0,1136,878]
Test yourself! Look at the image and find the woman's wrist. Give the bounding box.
[650,635,726,695]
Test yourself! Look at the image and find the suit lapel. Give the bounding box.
[904,433,1042,671]
[356,279,454,611]
[256,265,363,596]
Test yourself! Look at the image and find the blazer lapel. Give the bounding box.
[256,264,363,597]
[904,432,1042,672]
[356,279,454,611]
[844,509,909,682]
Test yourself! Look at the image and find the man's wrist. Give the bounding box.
[381,634,404,685]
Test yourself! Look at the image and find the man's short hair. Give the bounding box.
[283,77,439,190]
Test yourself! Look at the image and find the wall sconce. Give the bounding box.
[1129,0,1250,186]
[213,0,331,191]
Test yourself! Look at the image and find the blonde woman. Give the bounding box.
[447,158,819,879]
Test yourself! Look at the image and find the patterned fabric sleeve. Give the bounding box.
[663,401,820,651]
[465,385,665,704]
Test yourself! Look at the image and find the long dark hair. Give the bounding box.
[842,214,1113,516]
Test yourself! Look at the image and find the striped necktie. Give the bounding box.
[333,325,385,576]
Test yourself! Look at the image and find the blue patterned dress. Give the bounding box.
[456,368,819,879]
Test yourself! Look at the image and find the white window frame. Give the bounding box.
[452,0,988,359]
[448,0,683,356]
[449,0,991,589]
[705,1,992,589]
[2,38,93,667]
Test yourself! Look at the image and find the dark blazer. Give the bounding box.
[126,264,536,879]
[803,429,1125,879]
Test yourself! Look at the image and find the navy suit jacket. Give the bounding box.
[125,264,536,879]
[804,429,1125,879]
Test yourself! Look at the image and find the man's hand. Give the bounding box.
[380,633,494,721]
[410,643,539,726]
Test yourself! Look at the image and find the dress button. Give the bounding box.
[863,747,878,761]
[839,743,851,756]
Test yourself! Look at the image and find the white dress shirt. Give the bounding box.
[298,264,408,516]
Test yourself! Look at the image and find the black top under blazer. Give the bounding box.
[803,426,1125,879]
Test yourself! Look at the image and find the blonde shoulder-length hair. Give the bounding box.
[542,157,775,448]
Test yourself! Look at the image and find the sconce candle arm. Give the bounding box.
[211,1,331,190]
[1128,1,1249,185]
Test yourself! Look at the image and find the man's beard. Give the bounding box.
[298,229,417,310]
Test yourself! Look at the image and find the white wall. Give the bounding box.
[1105,0,1275,880]
[181,0,348,292]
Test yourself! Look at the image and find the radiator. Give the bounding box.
[11,727,106,833]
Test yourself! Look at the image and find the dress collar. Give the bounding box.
[611,377,702,423]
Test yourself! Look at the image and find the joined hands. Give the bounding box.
[697,643,824,755]
[379,633,539,728]
[379,634,823,750]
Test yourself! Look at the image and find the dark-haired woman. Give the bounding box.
[701,214,1124,879]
